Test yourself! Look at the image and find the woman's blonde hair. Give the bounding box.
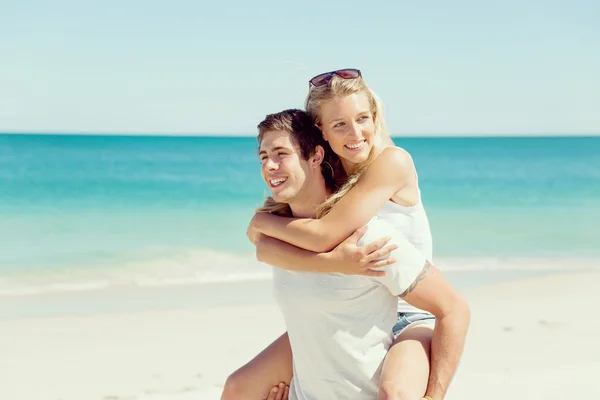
[305,74,393,218]
[256,196,293,217]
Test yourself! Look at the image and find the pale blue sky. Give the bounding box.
[1,0,599,136]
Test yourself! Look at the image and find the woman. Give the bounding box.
[223,70,469,400]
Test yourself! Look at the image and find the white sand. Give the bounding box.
[1,271,598,400]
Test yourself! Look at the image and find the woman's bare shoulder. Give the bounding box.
[369,146,415,175]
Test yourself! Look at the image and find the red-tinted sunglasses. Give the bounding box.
[309,68,362,87]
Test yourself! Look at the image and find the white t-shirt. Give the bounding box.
[272,216,427,400]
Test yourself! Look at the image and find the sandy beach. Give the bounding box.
[1,269,599,400]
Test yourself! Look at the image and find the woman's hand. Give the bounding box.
[326,226,397,276]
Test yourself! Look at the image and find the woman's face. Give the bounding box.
[318,93,376,172]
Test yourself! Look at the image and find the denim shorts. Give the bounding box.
[392,312,436,338]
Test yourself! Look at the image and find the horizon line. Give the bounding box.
[2,131,600,138]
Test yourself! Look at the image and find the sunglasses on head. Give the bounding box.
[309,68,362,87]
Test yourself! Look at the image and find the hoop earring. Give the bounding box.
[322,161,335,178]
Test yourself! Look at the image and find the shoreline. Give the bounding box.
[2,254,599,300]
[1,266,593,320]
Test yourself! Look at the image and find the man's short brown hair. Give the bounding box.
[257,109,324,161]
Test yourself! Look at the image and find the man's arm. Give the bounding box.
[367,219,470,400]
[399,262,471,400]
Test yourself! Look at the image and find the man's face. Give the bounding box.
[259,130,312,204]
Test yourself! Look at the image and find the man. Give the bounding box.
[222,109,470,400]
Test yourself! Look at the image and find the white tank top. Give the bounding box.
[378,194,434,313]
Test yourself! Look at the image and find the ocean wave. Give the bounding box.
[433,256,600,271]
[0,249,270,297]
[0,250,597,297]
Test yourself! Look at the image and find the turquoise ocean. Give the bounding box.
[1,134,599,297]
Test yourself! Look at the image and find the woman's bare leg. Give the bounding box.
[378,324,434,400]
[221,332,293,400]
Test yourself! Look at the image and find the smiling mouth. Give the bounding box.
[344,140,366,151]
[269,177,288,188]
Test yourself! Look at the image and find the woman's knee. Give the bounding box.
[378,380,423,400]
[377,326,433,400]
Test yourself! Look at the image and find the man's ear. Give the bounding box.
[312,145,325,166]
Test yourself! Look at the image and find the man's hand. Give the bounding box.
[327,226,397,277]
[265,382,289,400]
